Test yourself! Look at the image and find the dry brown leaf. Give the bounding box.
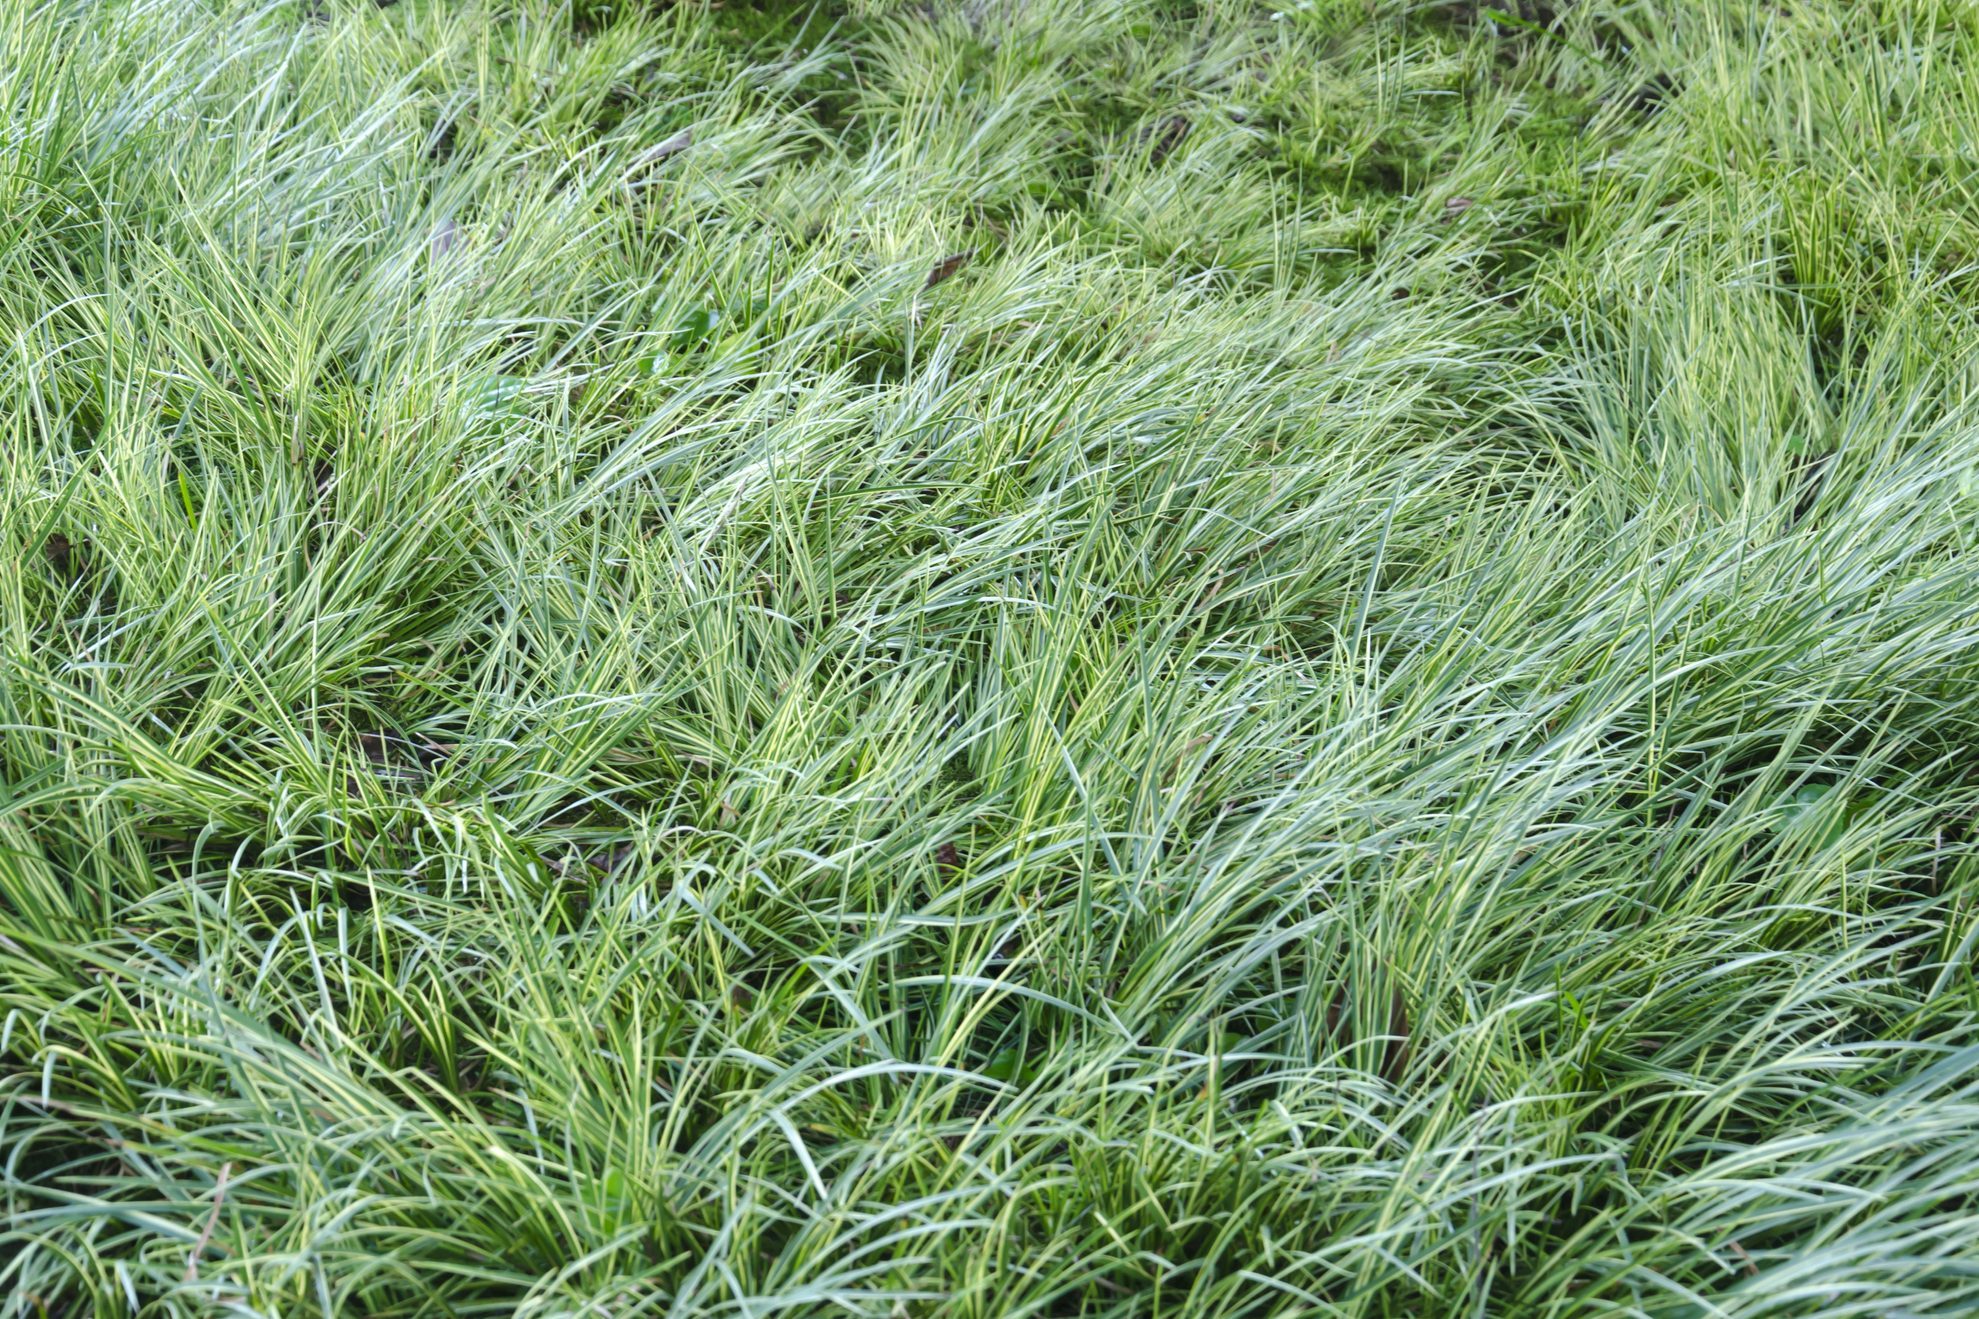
[925,250,973,289]
[640,128,693,167]
[1148,114,1191,165]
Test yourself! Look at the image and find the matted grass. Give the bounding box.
[3,0,1978,1313]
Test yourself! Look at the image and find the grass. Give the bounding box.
[2,0,1977,1312]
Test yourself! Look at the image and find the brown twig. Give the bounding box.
[185,1161,233,1283]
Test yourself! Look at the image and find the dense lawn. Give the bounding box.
[3,0,1978,1313]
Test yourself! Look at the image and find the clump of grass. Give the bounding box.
[2,0,1977,1313]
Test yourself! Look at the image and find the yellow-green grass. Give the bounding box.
[2,0,1978,1313]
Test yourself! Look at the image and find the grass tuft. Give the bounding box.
[2,0,1978,1313]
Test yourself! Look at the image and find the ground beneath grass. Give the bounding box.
[3,0,1978,1314]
